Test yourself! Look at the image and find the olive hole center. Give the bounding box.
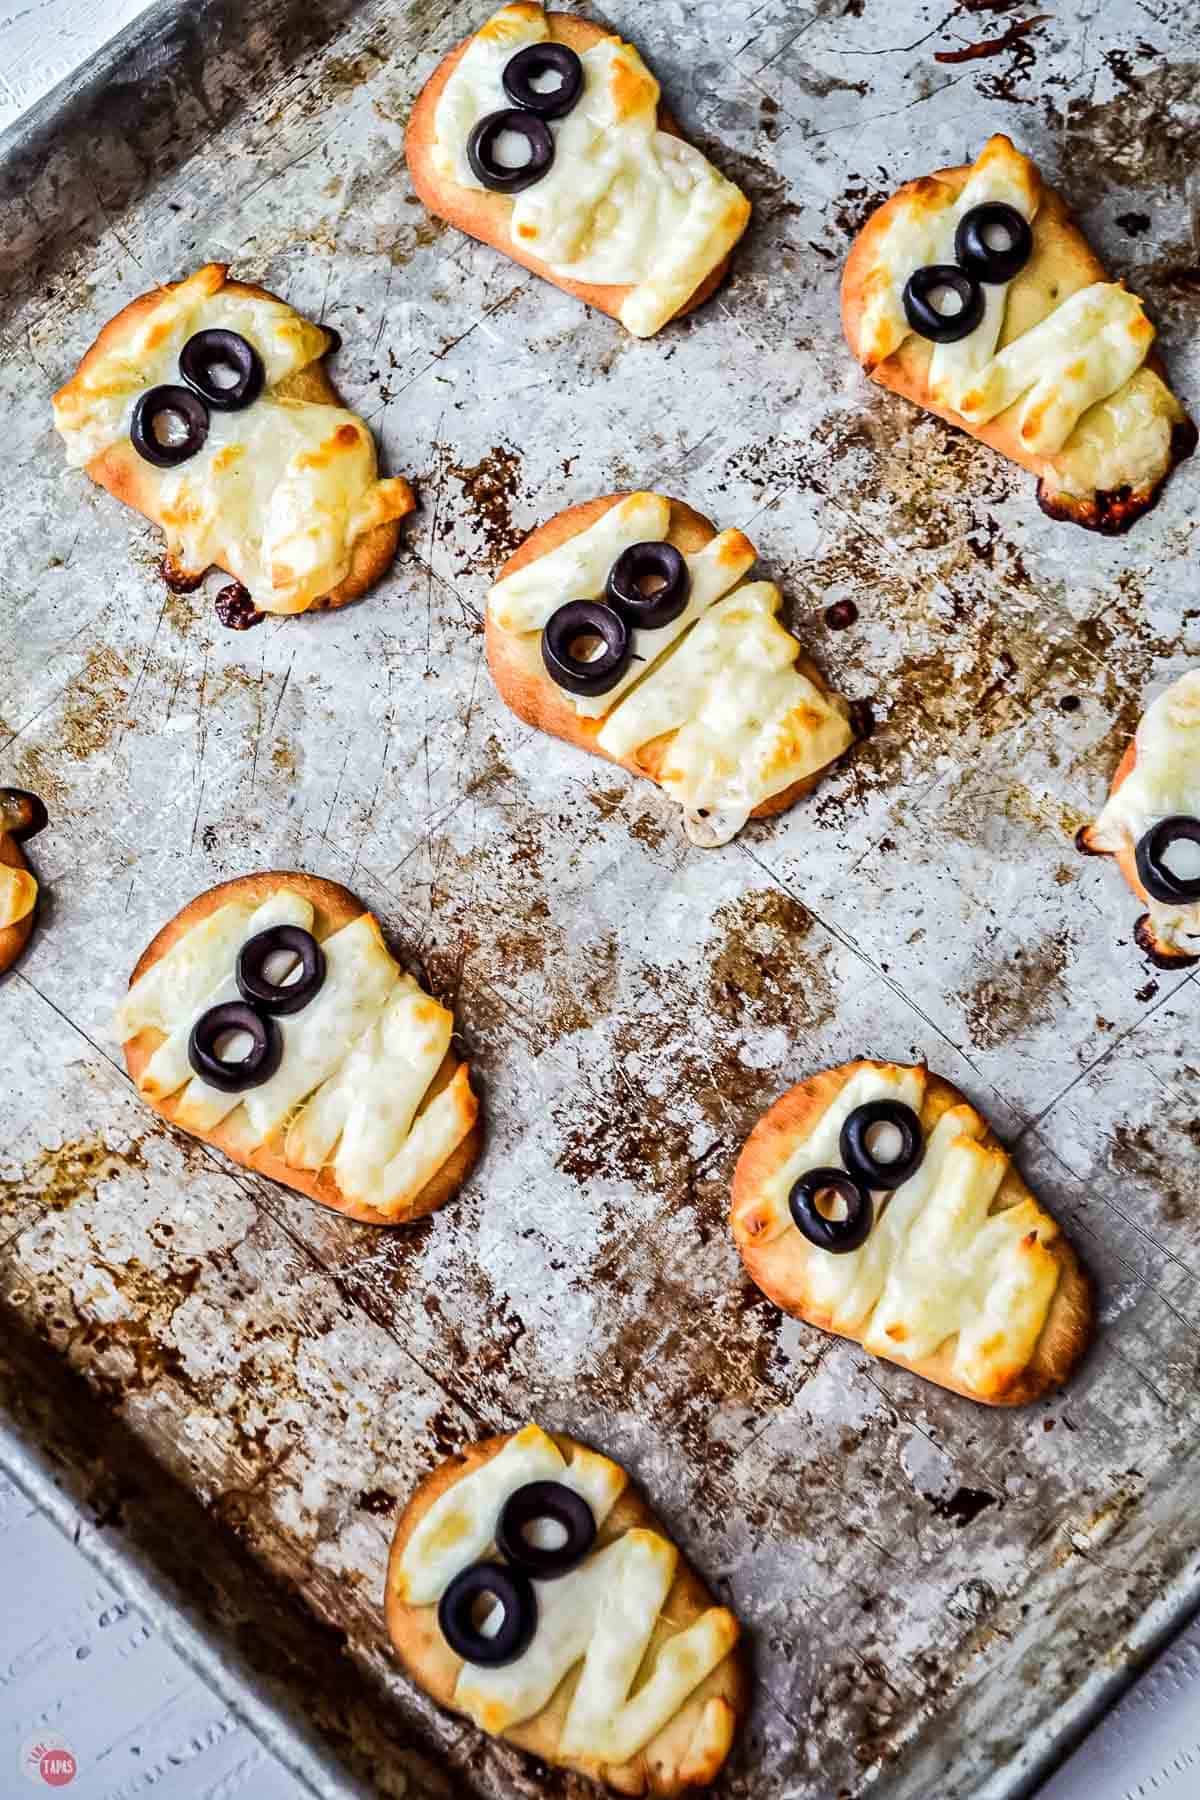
[470,1592,507,1638]
[815,1186,850,1223]
[529,64,564,93]
[635,571,668,598]
[207,358,241,390]
[522,1515,568,1552]
[568,632,607,664]
[981,220,1015,252]
[929,284,965,319]
[493,129,534,170]
[1161,837,1200,882]
[213,1027,257,1065]
[153,408,192,448]
[865,1121,904,1164]
[262,948,303,987]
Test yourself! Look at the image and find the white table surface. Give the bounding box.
[0,6,1196,1798]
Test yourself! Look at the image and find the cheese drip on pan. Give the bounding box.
[733,1064,1063,1399]
[115,887,474,1215]
[394,1423,738,1762]
[433,3,750,337]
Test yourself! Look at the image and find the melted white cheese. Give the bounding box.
[734,1064,1063,1395]
[52,266,411,612]
[1090,669,1200,954]
[858,134,1159,485]
[116,887,473,1208]
[433,4,749,337]
[0,864,37,930]
[396,1423,736,1760]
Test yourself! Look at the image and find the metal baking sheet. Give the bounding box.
[2,0,1199,1794]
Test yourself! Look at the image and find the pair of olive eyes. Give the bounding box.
[185,925,326,1094]
[1136,815,1200,906]
[540,541,691,699]
[131,329,266,470]
[902,201,1034,345]
[467,43,585,194]
[437,1479,597,1668]
[788,1100,925,1255]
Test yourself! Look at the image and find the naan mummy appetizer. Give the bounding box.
[842,134,1196,532]
[406,4,751,338]
[486,492,857,846]
[116,874,479,1223]
[732,1061,1091,1404]
[386,1424,745,1794]
[53,265,415,621]
[1078,669,1200,966]
[0,790,48,975]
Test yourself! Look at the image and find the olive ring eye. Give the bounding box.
[236,925,326,1015]
[438,1562,537,1667]
[502,42,583,118]
[955,202,1033,285]
[179,329,264,412]
[497,1480,596,1579]
[542,599,633,696]
[187,1000,282,1093]
[902,265,984,344]
[1135,815,1200,905]
[131,384,210,467]
[467,108,555,193]
[0,789,49,843]
[788,1168,873,1254]
[840,1100,924,1191]
[606,542,691,631]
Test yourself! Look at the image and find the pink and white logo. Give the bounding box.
[19,1736,78,1787]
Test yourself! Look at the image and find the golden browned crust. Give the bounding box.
[841,170,1196,533]
[57,267,414,611]
[404,12,743,332]
[731,1060,1092,1405]
[385,1430,748,1795]
[0,829,37,976]
[485,492,854,823]
[1077,741,1198,967]
[122,872,481,1225]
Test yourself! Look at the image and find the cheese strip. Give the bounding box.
[597,583,854,813]
[433,7,749,339]
[375,1066,477,1215]
[1089,669,1200,955]
[568,528,757,721]
[487,492,670,633]
[396,1423,626,1606]
[137,889,315,1110]
[0,865,37,929]
[956,283,1149,444]
[115,900,257,1041]
[928,135,1041,408]
[856,180,956,371]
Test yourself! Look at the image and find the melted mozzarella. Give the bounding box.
[115,887,471,1203]
[52,268,411,612]
[596,582,854,816]
[396,1423,736,1761]
[433,5,749,337]
[734,1064,1063,1396]
[488,492,671,633]
[1090,669,1200,953]
[0,865,37,930]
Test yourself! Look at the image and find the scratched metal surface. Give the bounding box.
[1,0,1199,1795]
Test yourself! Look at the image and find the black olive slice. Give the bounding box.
[502,42,584,118]
[0,789,49,843]
[131,384,210,468]
[542,600,633,696]
[438,1562,536,1667]
[788,1168,873,1254]
[188,1000,282,1093]
[840,1100,924,1192]
[1135,815,1200,904]
[902,265,984,344]
[955,202,1033,285]
[497,1481,596,1580]
[467,108,554,193]
[605,542,690,631]
[237,925,326,1016]
[179,329,265,412]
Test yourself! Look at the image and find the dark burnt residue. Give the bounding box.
[1108,1121,1198,1225]
[959,929,1070,1049]
[442,444,528,572]
[934,15,1049,65]
[931,1486,1000,1528]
